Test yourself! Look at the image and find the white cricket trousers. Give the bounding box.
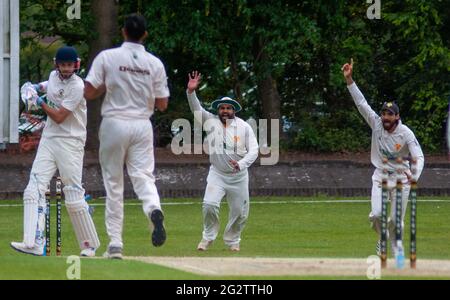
[370,168,411,228]
[99,117,161,249]
[202,167,250,246]
[27,137,84,195]
[22,137,84,247]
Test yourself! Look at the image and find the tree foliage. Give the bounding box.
[18,0,450,153]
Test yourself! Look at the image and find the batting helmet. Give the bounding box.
[54,46,81,77]
[55,46,79,63]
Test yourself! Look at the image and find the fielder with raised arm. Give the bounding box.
[342,59,425,256]
[187,71,258,252]
[11,46,100,257]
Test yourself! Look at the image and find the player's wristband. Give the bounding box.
[36,97,45,107]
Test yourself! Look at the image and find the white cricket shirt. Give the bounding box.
[348,82,424,180]
[41,71,87,143]
[187,90,259,175]
[85,42,170,119]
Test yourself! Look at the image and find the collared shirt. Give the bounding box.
[187,90,259,175]
[85,42,170,120]
[40,71,87,143]
[348,82,424,181]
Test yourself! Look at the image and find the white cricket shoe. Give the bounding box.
[229,244,240,252]
[197,239,213,251]
[391,239,399,257]
[103,246,123,259]
[10,241,44,256]
[80,247,96,257]
[388,231,398,256]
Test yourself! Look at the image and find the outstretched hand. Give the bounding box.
[187,71,201,94]
[341,58,354,85]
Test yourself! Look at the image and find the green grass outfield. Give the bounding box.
[1,196,449,280]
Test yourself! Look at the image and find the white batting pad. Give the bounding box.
[64,186,100,249]
[23,198,39,248]
[35,206,46,248]
[22,177,42,248]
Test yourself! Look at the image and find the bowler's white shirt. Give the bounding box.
[86,42,170,120]
[347,82,424,180]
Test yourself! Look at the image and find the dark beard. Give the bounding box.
[383,120,397,131]
[219,114,234,124]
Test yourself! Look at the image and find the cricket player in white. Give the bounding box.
[187,71,259,252]
[11,46,100,257]
[342,59,424,255]
[84,14,169,259]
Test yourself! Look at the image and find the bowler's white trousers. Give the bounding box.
[202,167,250,246]
[99,117,162,249]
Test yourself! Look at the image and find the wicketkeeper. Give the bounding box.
[187,71,259,252]
[11,46,100,257]
[342,59,425,256]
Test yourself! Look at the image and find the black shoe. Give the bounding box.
[150,209,166,247]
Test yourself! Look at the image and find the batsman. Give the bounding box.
[10,46,100,257]
[342,59,424,256]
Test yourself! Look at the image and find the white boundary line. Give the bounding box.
[1,199,450,208]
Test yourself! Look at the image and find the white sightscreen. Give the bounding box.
[0,0,19,147]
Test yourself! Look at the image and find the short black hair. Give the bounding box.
[124,13,147,42]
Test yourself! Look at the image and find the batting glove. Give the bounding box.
[32,84,41,92]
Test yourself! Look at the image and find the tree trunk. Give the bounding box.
[259,76,281,123]
[85,0,119,150]
[230,51,243,102]
[253,37,282,146]
[257,75,282,145]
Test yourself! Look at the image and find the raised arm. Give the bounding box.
[186,71,215,123]
[342,59,379,129]
[342,59,354,86]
